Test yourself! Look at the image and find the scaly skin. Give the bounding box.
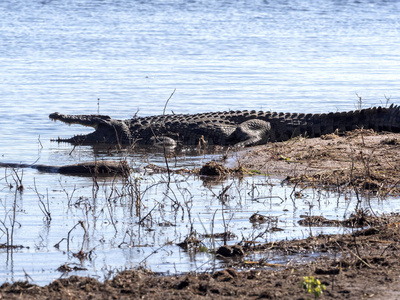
[49,105,400,147]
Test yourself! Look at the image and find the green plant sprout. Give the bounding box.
[301,276,326,299]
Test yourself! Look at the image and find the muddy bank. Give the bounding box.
[236,129,400,195]
[2,212,400,299]
[2,129,400,299]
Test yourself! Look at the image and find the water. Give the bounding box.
[1,0,400,285]
[2,169,400,285]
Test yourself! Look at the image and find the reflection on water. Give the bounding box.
[1,0,400,286]
[1,154,400,285]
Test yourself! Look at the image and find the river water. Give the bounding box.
[1,0,400,285]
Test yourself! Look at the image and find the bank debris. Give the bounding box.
[238,129,400,195]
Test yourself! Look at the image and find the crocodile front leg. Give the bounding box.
[229,119,271,147]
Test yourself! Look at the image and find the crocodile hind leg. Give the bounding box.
[230,119,271,147]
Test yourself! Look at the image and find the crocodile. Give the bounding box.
[0,161,130,177]
[49,105,400,147]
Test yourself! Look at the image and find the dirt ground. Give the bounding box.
[236,129,400,196]
[2,129,400,299]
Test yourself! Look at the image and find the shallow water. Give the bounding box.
[2,162,400,286]
[1,0,400,285]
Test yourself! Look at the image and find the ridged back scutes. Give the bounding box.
[126,105,400,144]
[259,105,399,140]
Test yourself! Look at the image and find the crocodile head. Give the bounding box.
[49,113,132,145]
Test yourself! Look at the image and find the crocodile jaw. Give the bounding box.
[50,134,93,144]
[49,112,111,128]
[49,112,132,145]
[49,113,109,144]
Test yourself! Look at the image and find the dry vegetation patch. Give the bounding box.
[237,129,400,195]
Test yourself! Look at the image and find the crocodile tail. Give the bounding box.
[312,105,400,136]
[386,104,400,132]
[356,105,400,132]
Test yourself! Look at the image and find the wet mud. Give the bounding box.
[2,211,400,299]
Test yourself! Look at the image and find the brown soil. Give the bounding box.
[237,129,400,195]
[2,214,400,299]
[2,129,400,299]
